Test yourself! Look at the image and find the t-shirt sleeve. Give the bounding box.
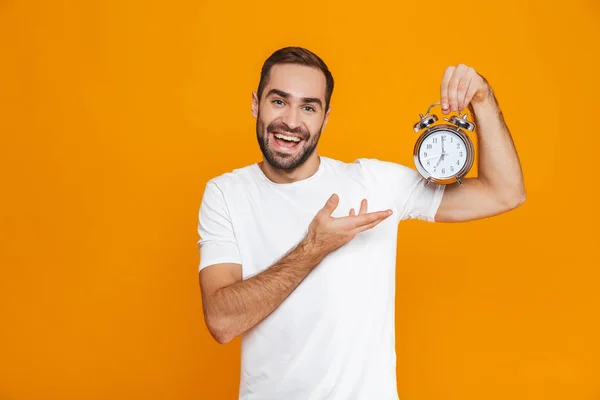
[197,180,242,272]
[357,158,446,222]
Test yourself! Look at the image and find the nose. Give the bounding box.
[281,106,301,131]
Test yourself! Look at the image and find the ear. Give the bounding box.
[322,107,332,130]
[251,91,259,119]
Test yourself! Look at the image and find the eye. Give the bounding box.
[303,106,315,112]
[272,99,285,106]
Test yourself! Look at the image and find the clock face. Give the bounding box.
[418,129,468,179]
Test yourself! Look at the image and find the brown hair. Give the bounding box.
[256,46,334,111]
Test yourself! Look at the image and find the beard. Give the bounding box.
[256,112,323,171]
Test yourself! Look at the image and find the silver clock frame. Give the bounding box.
[413,124,475,186]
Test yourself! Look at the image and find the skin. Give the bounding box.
[434,64,526,222]
[251,63,330,183]
[201,194,391,344]
[201,63,392,344]
[199,62,526,344]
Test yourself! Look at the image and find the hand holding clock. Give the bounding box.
[440,64,493,114]
[413,64,490,184]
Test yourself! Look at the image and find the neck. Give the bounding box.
[258,153,321,184]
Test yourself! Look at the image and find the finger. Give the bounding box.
[457,67,476,111]
[463,69,481,109]
[342,209,393,228]
[440,66,455,114]
[359,199,367,215]
[448,64,469,112]
[318,193,339,218]
[352,214,390,234]
[349,208,355,216]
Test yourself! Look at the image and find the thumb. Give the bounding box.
[319,193,339,217]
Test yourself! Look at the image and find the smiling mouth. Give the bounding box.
[272,130,304,141]
[270,131,304,150]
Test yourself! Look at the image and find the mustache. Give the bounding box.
[267,122,309,139]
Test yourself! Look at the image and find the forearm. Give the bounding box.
[205,237,324,344]
[470,91,526,205]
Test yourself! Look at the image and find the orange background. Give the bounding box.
[1,0,599,399]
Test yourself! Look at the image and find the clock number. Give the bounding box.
[457,143,461,149]
[423,152,428,157]
[450,166,454,172]
[456,160,460,165]
[459,151,463,157]
[426,144,432,149]
[442,168,445,174]
[451,137,453,143]
[426,160,430,166]
[441,135,446,140]
[433,138,438,144]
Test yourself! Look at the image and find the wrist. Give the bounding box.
[470,86,497,113]
[300,232,327,267]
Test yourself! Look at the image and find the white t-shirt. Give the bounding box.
[197,156,445,400]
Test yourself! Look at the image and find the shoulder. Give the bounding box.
[320,156,396,174]
[351,157,419,181]
[200,164,258,214]
[320,156,419,182]
[204,163,258,193]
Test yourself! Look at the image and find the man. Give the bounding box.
[197,46,525,399]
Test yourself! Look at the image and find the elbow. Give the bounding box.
[206,315,236,345]
[211,329,233,345]
[517,190,527,207]
[214,333,234,345]
[500,187,526,211]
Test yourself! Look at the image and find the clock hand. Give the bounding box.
[435,153,444,168]
[423,153,443,160]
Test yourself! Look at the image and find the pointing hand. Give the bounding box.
[306,195,393,256]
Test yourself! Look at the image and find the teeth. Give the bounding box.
[274,133,301,143]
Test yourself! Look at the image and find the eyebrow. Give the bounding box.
[266,88,323,109]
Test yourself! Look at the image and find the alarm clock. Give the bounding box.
[413,101,476,186]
